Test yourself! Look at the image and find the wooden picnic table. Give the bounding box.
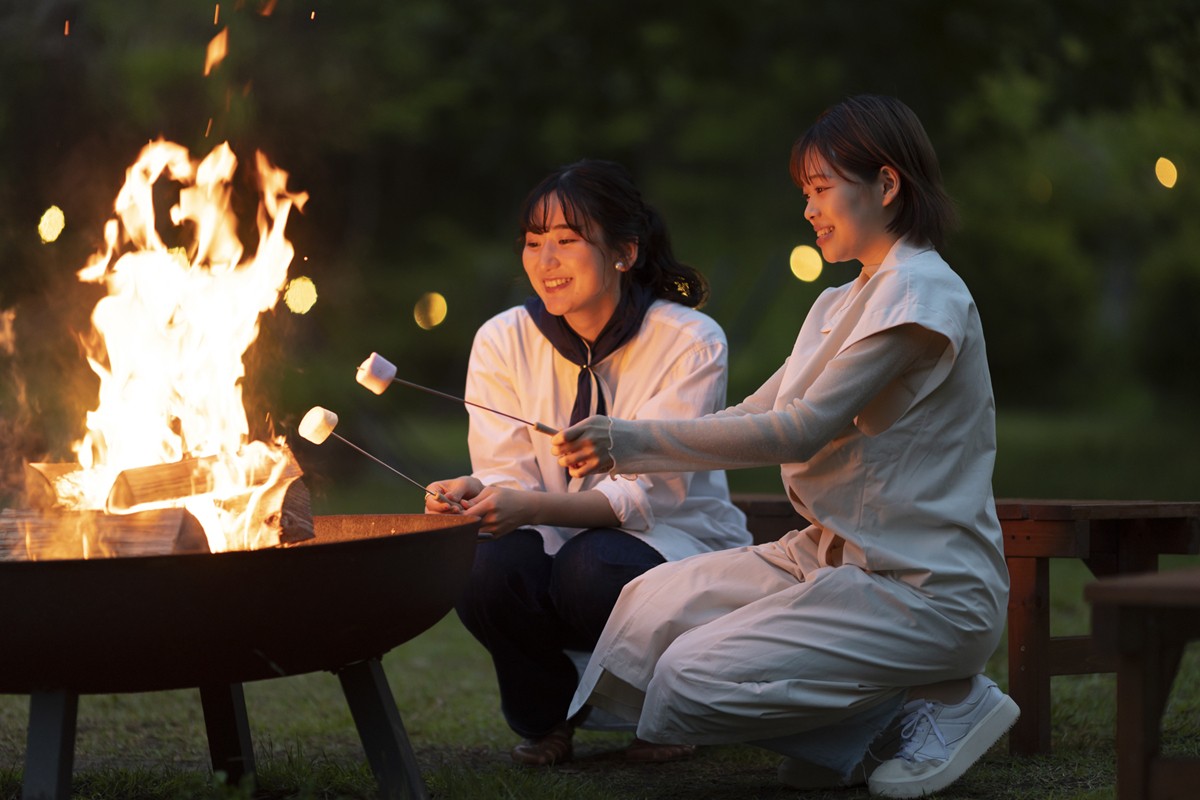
[1086,565,1200,800]
[998,499,1200,755]
[732,495,1200,757]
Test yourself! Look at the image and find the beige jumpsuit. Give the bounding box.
[568,240,1008,770]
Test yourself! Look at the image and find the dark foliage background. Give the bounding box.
[1,0,1197,501]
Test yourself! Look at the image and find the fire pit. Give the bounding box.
[2,102,479,799]
[1,512,479,800]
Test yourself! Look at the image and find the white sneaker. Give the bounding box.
[867,675,1019,798]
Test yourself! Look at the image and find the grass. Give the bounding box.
[3,600,1197,800]
[1,405,1198,798]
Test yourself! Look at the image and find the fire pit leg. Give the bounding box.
[337,658,428,800]
[23,690,78,800]
[199,683,257,786]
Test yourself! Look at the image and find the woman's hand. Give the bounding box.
[424,476,483,514]
[462,486,537,537]
[552,415,615,479]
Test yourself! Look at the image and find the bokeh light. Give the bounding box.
[38,205,65,243]
[1028,172,1053,204]
[284,276,317,314]
[1155,157,1178,189]
[789,245,823,282]
[414,292,448,330]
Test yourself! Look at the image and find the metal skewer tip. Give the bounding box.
[355,352,558,435]
[297,406,461,511]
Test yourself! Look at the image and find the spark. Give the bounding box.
[204,27,228,76]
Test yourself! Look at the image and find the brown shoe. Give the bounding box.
[624,737,697,763]
[510,722,574,766]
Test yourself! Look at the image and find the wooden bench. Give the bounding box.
[1086,566,1200,799]
[729,494,1200,757]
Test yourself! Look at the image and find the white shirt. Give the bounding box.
[465,298,751,558]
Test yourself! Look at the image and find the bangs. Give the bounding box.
[519,186,599,243]
[790,138,849,188]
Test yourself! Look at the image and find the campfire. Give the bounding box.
[1,139,313,560]
[0,137,481,800]
[0,20,487,800]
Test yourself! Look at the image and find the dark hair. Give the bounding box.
[790,95,957,250]
[516,159,709,308]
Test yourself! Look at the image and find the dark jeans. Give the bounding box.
[455,527,666,739]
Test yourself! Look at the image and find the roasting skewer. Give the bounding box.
[356,352,559,435]
[298,406,464,512]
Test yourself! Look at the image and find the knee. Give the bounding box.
[551,531,660,609]
[551,534,608,598]
[643,640,722,730]
[649,642,708,700]
[457,531,545,614]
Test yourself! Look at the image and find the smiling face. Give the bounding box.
[799,152,900,269]
[522,194,627,343]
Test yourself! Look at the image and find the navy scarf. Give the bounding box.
[524,282,655,428]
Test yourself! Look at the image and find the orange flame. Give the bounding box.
[67,139,308,552]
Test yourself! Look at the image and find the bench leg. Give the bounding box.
[1116,611,1185,800]
[1007,556,1051,755]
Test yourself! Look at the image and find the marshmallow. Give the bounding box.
[299,406,339,444]
[356,352,397,395]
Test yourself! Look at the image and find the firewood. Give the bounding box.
[24,463,82,510]
[0,507,209,561]
[277,478,314,545]
[105,455,221,513]
[18,447,315,553]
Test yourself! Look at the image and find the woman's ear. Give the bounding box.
[620,241,639,271]
[879,166,900,207]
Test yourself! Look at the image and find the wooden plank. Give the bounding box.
[1070,501,1200,521]
[1046,635,1116,676]
[1002,519,1090,558]
[0,507,209,561]
[1086,567,1200,608]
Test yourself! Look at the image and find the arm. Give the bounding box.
[464,322,549,493]
[556,323,948,476]
[713,360,788,418]
[586,326,732,533]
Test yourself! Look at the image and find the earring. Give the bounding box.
[615,261,626,271]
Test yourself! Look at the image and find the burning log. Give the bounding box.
[24,463,80,510]
[105,455,222,513]
[22,447,315,554]
[0,507,208,560]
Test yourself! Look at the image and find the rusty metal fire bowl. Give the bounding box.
[0,512,480,800]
